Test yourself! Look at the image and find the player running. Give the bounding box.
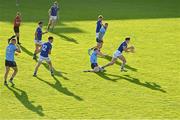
[88,23,108,55]
[96,15,103,40]
[4,38,21,86]
[13,12,22,44]
[47,1,59,31]
[33,21,48,60]
[84,48,106,72]
[101,37,135,72]
[33,36,54,77]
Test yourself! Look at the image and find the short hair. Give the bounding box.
[38,21,43,25]
[54,1,57,4]
[98,15,103,19]
[125,37,131,41]
[17,12,21,15]
[11,38,16,43]
[12,38,16,41]
[105,23,108,26]
[94,48,98,51]
[48,36,54,40]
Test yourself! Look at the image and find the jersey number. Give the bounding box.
[42,45,47,51]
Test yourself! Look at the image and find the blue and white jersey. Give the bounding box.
[90,50,98,64]
[96,20,102,33]
[98,26,106,40]
[118,41,127,53]
[5,43,17,61]
[40,42,52,57]
[35,27,42,41]
[50,5,59,16]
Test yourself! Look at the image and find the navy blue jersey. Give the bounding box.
[40,42,52,57]
[35,27,42,41]
[96,20,102,33]
[118,41,127,53]
[51,6,59,16]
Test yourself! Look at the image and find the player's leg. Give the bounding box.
[88,37,99,55]
[46,59,54,76]
[15,27,20,44]
[47,17,53,31]
[51,18,56,31]
[83,70,94,72]
[16,32,20,44]
[4,66,10,85]
[102,57,117,69]
[33,44,41,59]
[33,61,42,76]
[118,55,126,71]
[84,65,100,72]
[97,40,103,49]
[10,66,18,85]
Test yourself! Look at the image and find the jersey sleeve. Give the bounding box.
[13,45,18,51]
[122,43,127,49]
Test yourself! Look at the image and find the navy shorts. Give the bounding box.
[5,60,17,67]
[91,63,98,69]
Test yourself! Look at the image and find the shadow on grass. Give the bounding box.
[58,34,79,44]
[42,63,69,80]
[95,72,166,93]
[6,86,44,116]
[20,45,34,57]
[103,55,138,72]
[49,26,85,44]
[36,76,83,101]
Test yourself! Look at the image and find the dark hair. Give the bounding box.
[48,36,54,40]
[125,37,130,41]
[105,23,108,26]
[98,15,103,19]
[8,35,16,43]
[93,48,99,51]
[38,21,43,25]
[11,38,16,41]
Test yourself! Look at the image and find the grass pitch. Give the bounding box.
[0,0,180,119]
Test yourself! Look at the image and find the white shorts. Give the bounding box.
[39,55,51,62]
[96,33,99,38]
[113,50,122,58]
[50,16,58,21]
[34,40,43,45]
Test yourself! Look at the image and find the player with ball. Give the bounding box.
[101,37,135,72]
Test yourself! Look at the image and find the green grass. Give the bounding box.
[0,0,180,119]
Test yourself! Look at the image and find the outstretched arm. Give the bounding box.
[97,50,106,57]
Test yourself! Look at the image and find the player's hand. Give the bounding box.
[44,31,48,34]
[130,46,135,53]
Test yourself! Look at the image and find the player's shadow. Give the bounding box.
[6,86,44,116]
[95,72,121,82]
[58,34,79,44]
[20,45,38,62]
[36,76,83,101]
[49,27,83,44]
[103,55,138,72]
[96,72,166,93]
[51,32,79,44]
[123,75,166,93]
[42,63,69,80]
[20,45,34,57]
